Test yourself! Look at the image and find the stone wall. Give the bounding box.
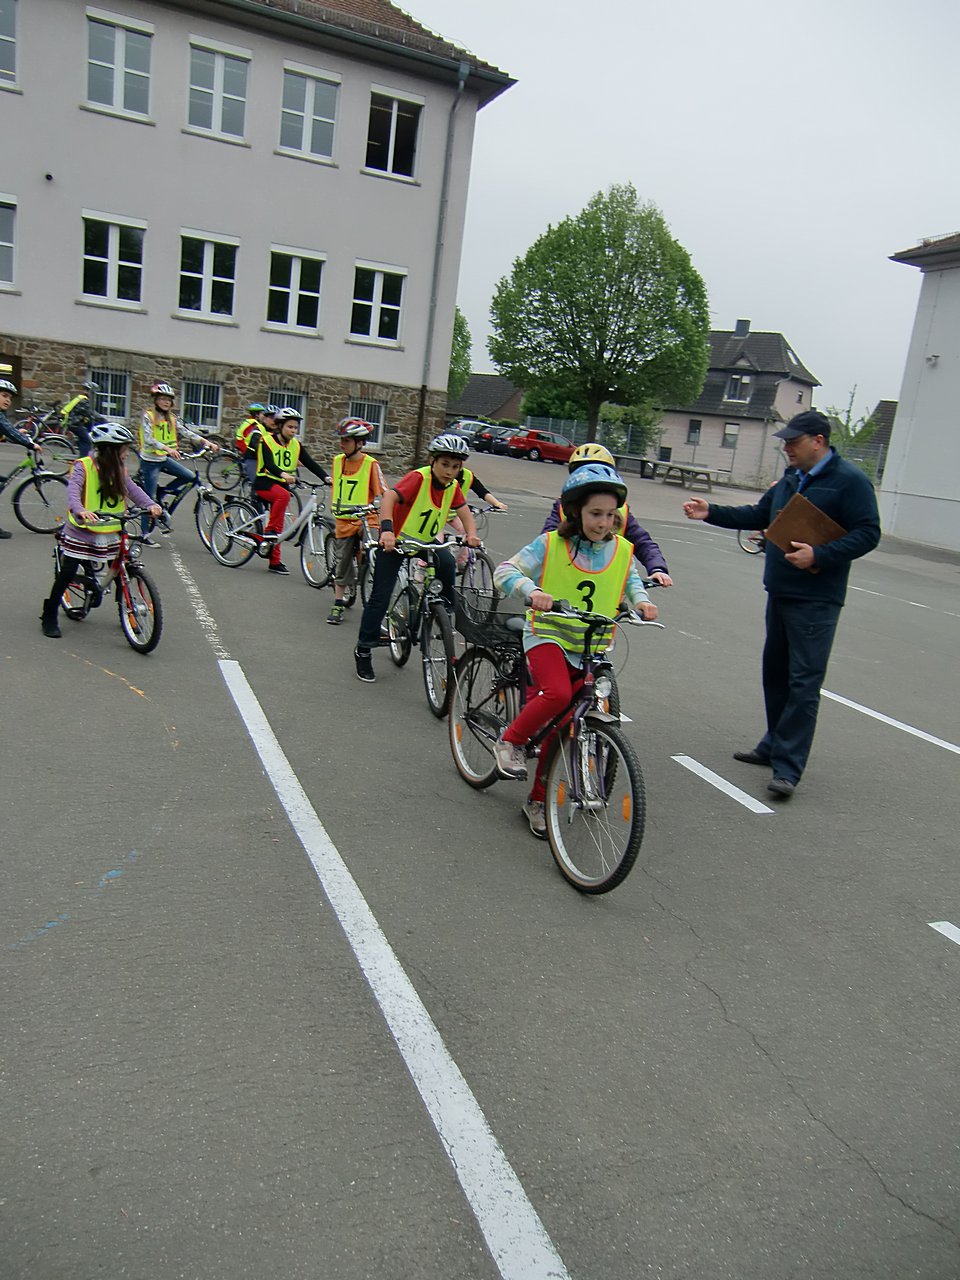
[0,332,446,471]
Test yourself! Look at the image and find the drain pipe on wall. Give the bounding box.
[414,60,470,462]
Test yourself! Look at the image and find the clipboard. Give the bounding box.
[763,492,846,553]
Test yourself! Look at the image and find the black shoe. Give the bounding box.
[734,749,770,766]
[268,562,290,575]
[0,527,12,540]
[354,646,375,683]
[767,777,796,798]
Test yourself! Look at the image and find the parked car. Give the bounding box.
[505,429,575,464]
[473,425,515,454]
[447,419,486,446]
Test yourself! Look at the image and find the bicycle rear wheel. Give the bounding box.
[449,646,520,789]
[543,720,645,894]
[193,490,222,552]
[38,433,79,475]
[457,548,496,596]
[12,472,68,533]
[299,516,332,588]
[209,500,260,566]
[421,600,456,718]
[117,564,163,653]
[737,529,764,554]
[206,449,244,492]
[387,585,416,667]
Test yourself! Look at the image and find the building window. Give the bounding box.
[0,0,16,85]
[188,43,248,138]
[267,249,323,330]
[178,233,237,318]
[348,398,385,449]
[89,367,131,419]
[725,373,751,401]
[82,215,145,304]
[365,91,422,178]
[182,380,221,430]
[0,197,14,285]
[279,67,338,158]
[268,387,306,418]
[722,423,740,449]
[686,419,701,445]
[350,264,405,343]
[86,14,152,116]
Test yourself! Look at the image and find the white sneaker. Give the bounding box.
[493,735,527,780]
[521,799,547,839]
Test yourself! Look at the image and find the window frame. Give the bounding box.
[187,36,250,141]
[85,7,153,119]
[725,373,751,402]
[278,62,340,162]
[686,419,701,445]
[721,422,740,449]
[265,244,325,334]
[0,193,15,287]
[268,387,306,419]
[349,260,407,347]
[363,85,424,180]
[177,229,239,322]
[80,210,146,308]
[0,0,17,88]
[348,397,386,450]
[88,367,131,419]
[181,379,222,430]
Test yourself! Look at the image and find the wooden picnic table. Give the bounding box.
[651,461,720,491]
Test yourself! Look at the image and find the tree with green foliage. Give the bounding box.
[825,387,881,447]
[447,306,471,400]
[489,183,710,438]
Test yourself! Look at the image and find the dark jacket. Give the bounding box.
[706,450,880,605]
[541,498,669,575]
[0,409,36,450]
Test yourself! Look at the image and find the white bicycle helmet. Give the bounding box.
[275,407,302,423]
[90,421,136,447]
[337,417,372,439]
[428,432,469,459]
[0,379,17,395]
[151,382,175,397]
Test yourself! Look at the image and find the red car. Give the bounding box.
[505,429,575,463]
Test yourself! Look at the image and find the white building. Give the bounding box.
[879,232,960,552]
[0,0,511,462]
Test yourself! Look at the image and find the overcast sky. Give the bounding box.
[407,0,958,420]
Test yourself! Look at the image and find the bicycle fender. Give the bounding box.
[585,709,620,726]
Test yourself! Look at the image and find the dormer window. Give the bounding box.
[725,373,751,402]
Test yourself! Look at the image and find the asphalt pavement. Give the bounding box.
[3,446,960,1280]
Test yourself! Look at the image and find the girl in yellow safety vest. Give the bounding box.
[40,422,162,639]
[491,463,659,839]
[326,417,386,624]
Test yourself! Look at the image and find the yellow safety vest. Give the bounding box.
[257,432,300,486]
[458,466,475,499]
[397,467,458,542]
[235,416,260,454]
[141,408,177,450]
[333,452,374,513]
[61,394,89,426]
[67,456,124,532]
[529,532,633,653]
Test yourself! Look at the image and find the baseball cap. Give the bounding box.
[773,410,831,441]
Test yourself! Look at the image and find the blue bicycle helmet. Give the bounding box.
[560,462,627,506]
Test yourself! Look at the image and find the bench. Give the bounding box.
[652,462,721,491]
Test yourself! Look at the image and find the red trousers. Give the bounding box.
[504,642,583,802]
[257,483,290,565]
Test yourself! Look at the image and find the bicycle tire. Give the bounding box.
[543,720,645,894]
[387,584,416,667]
[457,548,496,598]
[12,472,68,533]
[448,646,520,789]
[193,490,222,552]
[209,500,260,567]
[117,564,163,654]
[737,529,764,555]
[61,575,93,621]
[358,551,375,606]
[421,600,456,718]
[206,450,244,492]
[300,516,333,588]
[37,433,79,476]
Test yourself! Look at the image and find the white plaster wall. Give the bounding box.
[1,0,478,391]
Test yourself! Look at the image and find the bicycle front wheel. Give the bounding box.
[421,600,456,718]
[206,449,244,492]
[457,548,496,597]
[117,564,163,653]
[387,585,416,667]
[449,646,520,789]
[544,721,645,893]
[209,500,260,566]
[39,433,79,475]
[193,490,222,552]
[300,517,333,588]
[12,472,68,533]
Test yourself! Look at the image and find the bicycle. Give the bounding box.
[205,444,245,492]
[737,529,766,554]
[304,502,380,601]
[448,586,663,894]
[0,447,69,533]
[56,508,165,653]
[141,458,224,553]
[208,481,326,581]
[453,503,499,596]
[11,403,78,474]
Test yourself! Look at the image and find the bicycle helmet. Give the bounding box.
[560,462,628,506]
[151,382,175,397]
[90,421,136,447]
[246,402,267,415]
[337,417,372,439]
[428,432,469,459]
[275,407,302,423]
[0,379,17,395]
[82,380,101,394]
[569,442,614,471]
[265,404,282,417]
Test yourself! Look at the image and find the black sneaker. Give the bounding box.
[268,562,290,575]
[0,527,12,540]
[354,646,375,682]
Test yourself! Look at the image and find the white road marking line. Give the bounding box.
[929,922,960,948]
[671,755,775,814]
[219,659,570,1280]
[822,690,960,756]
[168,544,231,659]
[849,585,931,608]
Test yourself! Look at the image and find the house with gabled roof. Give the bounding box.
[446,372,523,424]
[653,319,820,487]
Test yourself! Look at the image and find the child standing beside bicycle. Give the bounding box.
[326,417,386,625]
[492,463,658,838]
[354,433,482,683]
[40,423,161,638]
[247,407,330,575]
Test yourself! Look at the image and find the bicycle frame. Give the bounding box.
[223,483,323,548]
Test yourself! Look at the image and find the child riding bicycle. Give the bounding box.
[492,463,658,838]
[247,407,330,575]
[327,417,386,624]
[0,378,45,539]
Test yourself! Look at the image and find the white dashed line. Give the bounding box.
[672,755,775,814]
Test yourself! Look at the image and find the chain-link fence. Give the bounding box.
[525,416,653,455]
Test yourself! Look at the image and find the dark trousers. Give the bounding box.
[357,546,456,650]
[757,595,841,783]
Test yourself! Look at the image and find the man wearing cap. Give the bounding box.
[683,409,880,799]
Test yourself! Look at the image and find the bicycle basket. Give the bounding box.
[453,585,526,647]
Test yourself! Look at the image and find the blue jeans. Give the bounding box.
[357,546,456,650]
[138,456,198,533]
